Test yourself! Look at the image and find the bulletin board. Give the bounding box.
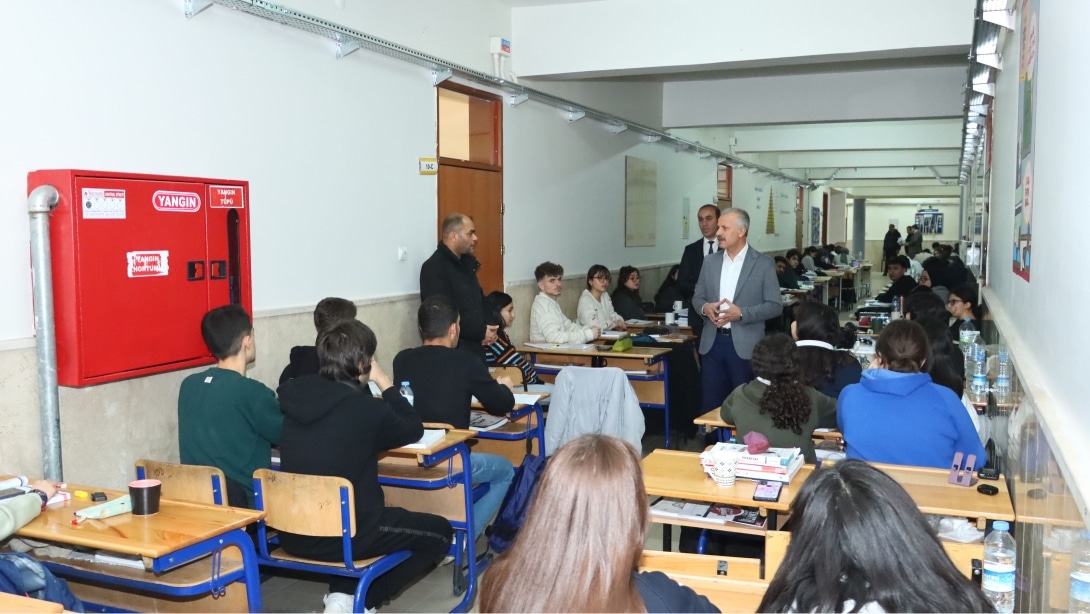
[914,210,944,234]
[625,156,657,247]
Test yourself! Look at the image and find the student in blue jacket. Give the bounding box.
[837,320,985,469]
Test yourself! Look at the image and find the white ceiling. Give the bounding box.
[509,0,976,204]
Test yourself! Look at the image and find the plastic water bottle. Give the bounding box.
[995,345,1012,401]
[1071,530,1090,612]
[983,521,1016,613]
[959,319,977,354]
[398,381,414,406]
[971,335,988,396]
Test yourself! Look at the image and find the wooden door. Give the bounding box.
[437,164,503,293]
[437,83,503,294]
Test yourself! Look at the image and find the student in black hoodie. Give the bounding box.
[278,297,357,385]
[277,319,453,614]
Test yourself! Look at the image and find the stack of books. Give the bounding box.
[699,443,805,483]
[649,498,767,528]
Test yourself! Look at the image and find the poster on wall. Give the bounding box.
[624,156,657,247]
[1013,0,1038,281]
[915,210,944,235]
[810,206,822,245]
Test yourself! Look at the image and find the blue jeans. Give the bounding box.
[469,452,514,539]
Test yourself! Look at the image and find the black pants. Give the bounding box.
[326,507,452,609]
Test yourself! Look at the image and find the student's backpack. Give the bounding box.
[485,453,547,554]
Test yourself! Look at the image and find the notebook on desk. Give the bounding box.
[469,413,509,432]
[402,429,446,450]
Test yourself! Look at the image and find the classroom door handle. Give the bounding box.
[187,261,205,281]
[209,260,227,280]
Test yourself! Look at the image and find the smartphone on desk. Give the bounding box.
[0,487,26,501]
[753,480,783,503]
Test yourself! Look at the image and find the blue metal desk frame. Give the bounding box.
[40,526,262,613]
[378,441,481,613]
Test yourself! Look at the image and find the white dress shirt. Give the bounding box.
[718,243,749,328]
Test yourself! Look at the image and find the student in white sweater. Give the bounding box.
[530,262,600,343]
[576,264,627,331]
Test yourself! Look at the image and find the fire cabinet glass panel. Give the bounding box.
[73,177,210,378]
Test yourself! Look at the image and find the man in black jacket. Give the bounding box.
[394,296,515,541]
[875,255,919,303]
[882,224,902,270]
[420,213,497,360]
[676,204,721,338]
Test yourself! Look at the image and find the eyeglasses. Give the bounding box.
[947,298,966,306]
[591,275,611,282]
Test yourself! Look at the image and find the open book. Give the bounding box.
[469,412,509,432]
[401,429,446,450]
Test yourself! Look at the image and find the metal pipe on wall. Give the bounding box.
[28,184,63,481]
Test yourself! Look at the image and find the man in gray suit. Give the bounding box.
[692,208,784,411]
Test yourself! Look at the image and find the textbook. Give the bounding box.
[703,442,800,468]
[736,455,805,483]
[469,412,509,432]
[402,429,447,450]
[650,498,710,520]
[650,499,749,526]
[598,330,629,340]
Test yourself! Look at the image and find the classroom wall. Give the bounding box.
[0,1,714,485]
[982,2,1090,520]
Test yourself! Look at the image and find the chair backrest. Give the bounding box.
[253,468,354,538]
[491,366,525,388]
[134,459,226,505]
[638,550,761,580]
[545,366,644,455]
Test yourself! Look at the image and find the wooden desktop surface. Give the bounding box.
[518,344,671,361]
[15,483,263,559]
[642,452,1015,524]
[386,429,475,457]
[693,409,843,440]
[642,449,810,514]
[866,462,1015,523]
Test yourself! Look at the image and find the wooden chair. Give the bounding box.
[252,469,412,613]
[638,551,768,612]
[490,366,526,391]
[134,459,226,505]
[0,592,63,613]
[638,550,762,580]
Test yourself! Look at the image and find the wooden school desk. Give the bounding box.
[377,429,480,612]
[693,408,844,443]
[642,449,814,549]
[518,344,674,447]
[471,394,547,465]
[13,482,264,612]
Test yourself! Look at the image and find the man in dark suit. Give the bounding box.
[692,208,783,411]
[419,213,497,360]
[676,204,721,338]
